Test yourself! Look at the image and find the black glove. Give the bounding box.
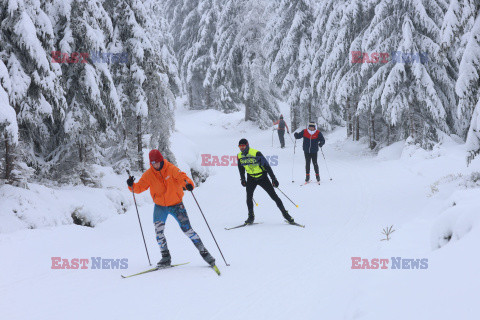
[127,176,135,187]
[272,178,279,188]
[185,183,194,191]
[241,179,247,187]
[319,141,325,148]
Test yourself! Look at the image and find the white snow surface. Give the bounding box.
[1,106,480,319]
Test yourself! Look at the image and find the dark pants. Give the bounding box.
[246,174,286,214]
[277,130,285,148]
[304,152,319,175]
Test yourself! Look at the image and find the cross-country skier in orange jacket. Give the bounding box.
[127,149,216,267]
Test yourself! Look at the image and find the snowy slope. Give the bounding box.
[1,106,480,320]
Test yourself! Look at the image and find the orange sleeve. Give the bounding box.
[128,172,150,194]
[171,165,194,189]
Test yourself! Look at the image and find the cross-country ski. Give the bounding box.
[121,262,190,279]
[225,222,263,230]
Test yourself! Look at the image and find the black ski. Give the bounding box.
[121,262,190,278]
[225,222,263,230]
[285,220,305,228]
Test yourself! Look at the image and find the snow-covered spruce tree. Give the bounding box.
[204,0,278,128]
[239,0,279,128]
[314,0,376,140]
[336,0,386,147]
[310,0,346,132]
[144,0,179,163]
[106,0,178,170]
[164,0,199,99]
[49,0,120,185]
[203,0,279,127]
[263,0,313,131]
[356,0,456,149]
[0,0,66,184]
[453,1,480,140]
[0,58,19,183]
[458,11,480,164]
[182,0,217,109]
[203,0,242,113]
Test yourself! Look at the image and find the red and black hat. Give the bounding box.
[149,149,164,164]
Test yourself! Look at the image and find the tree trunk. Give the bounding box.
[291,106,299,132]
[371,113,376,141]
[205,85,212,109]
[188,85,193,109]
[137,115,144,171]
[4,134,11,180]
[78,141,83,163]
[347,111,352,138]
[355,115,360,141]
[369,113,376,149]
[409,106,415,139]
[387,122,391,145]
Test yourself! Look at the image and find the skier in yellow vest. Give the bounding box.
[237,138,294,224]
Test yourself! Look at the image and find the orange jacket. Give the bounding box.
[128,160,194,206]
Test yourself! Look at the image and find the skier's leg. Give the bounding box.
[312,152,320,180]
[259,177,294,222]
[246,178,257,213]
[279,130,285,148]
[259,176,286,212]
[170,202,201,245]
[171,203,216,266]
[305,152,311,181]
[153,204,171,266]
[245,178,257,223]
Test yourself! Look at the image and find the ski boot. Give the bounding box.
[195,243,216,267]
[157,250,171,267]
[245,212,255,224]
[316,174,320,182]
[282,210,294,224]
[305,174,310,182]
[200,250,216,267]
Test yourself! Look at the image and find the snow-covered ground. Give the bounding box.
[1,105,479,319]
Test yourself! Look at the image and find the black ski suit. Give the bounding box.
[237,150,287,214]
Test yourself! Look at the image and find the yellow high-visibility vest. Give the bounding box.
[238,148,264,178]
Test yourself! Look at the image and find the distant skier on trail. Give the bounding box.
[273,115,290,148]
[126,149,216,268]
[294,122,326,183]
[237,138,295,224]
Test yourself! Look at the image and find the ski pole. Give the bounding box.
[253,197,259,206]
[271,128,274,147]
[190,191,230,266]
[276,187,299,208]
[288,133,294,143]
[126,170,152,266]
[320,147,333,181]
